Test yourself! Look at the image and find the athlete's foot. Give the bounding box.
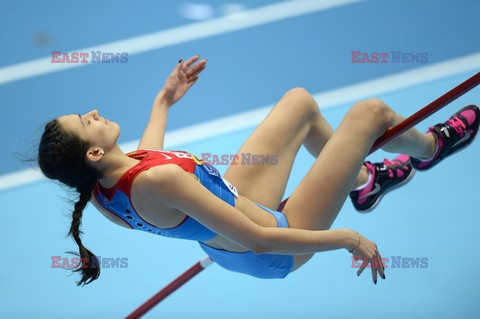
[350,155,415,213]
[411,105,480,171]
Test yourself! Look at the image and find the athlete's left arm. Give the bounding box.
[138,55,207,150]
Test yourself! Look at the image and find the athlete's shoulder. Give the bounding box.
[133,163,184,192]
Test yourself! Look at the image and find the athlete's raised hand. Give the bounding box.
[157,55,207,106]
[349,231,386,284]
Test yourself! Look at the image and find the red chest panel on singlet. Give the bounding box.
[92,149,233,241]
[98,149,199,200]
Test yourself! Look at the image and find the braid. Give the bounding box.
[38,119,102,286]
[69,191,90,241]
[68,188,100,286]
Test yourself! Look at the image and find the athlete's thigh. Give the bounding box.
[223,89,314,209]
[283,100,391,231]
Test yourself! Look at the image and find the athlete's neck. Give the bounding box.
[96,144,140,188]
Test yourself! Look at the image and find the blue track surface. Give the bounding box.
[1,1,480,318]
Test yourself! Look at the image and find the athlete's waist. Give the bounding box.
[199,195,278,252]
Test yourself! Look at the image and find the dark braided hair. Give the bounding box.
[38,119,101,286]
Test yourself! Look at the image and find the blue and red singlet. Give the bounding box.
[93,149,294,279]
[93,149,238,241]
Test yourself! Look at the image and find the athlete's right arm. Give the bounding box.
[136,164,369,257]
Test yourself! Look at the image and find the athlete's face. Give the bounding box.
[58,110,120,157]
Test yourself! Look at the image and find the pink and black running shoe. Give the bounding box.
[411,105,480,171]
[350,155,415,213]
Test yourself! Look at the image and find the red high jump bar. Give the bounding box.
[125,256,214,319]
[126,72,480,318]
[369,71,480,154]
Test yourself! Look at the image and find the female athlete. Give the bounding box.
[38,55,479,286]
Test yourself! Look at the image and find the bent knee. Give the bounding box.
[351,98,392,131]
[285,87,310,98]
[283,88,315,106]
[281,87,320,120]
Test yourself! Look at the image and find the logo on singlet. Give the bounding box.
[222,177,239,198]
[203,163,220,177]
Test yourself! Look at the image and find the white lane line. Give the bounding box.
[0,0,361,85]
[1,52,479,192]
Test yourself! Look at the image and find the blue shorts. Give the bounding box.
[199,203,294,279]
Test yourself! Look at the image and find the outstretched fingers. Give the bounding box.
[357,258,368,277]
[355,251,386,284]
[180,55,206,79]
[184,55,200,67]
[377,250,386,279]
[371,258,378,284]
[185,60,207,79]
